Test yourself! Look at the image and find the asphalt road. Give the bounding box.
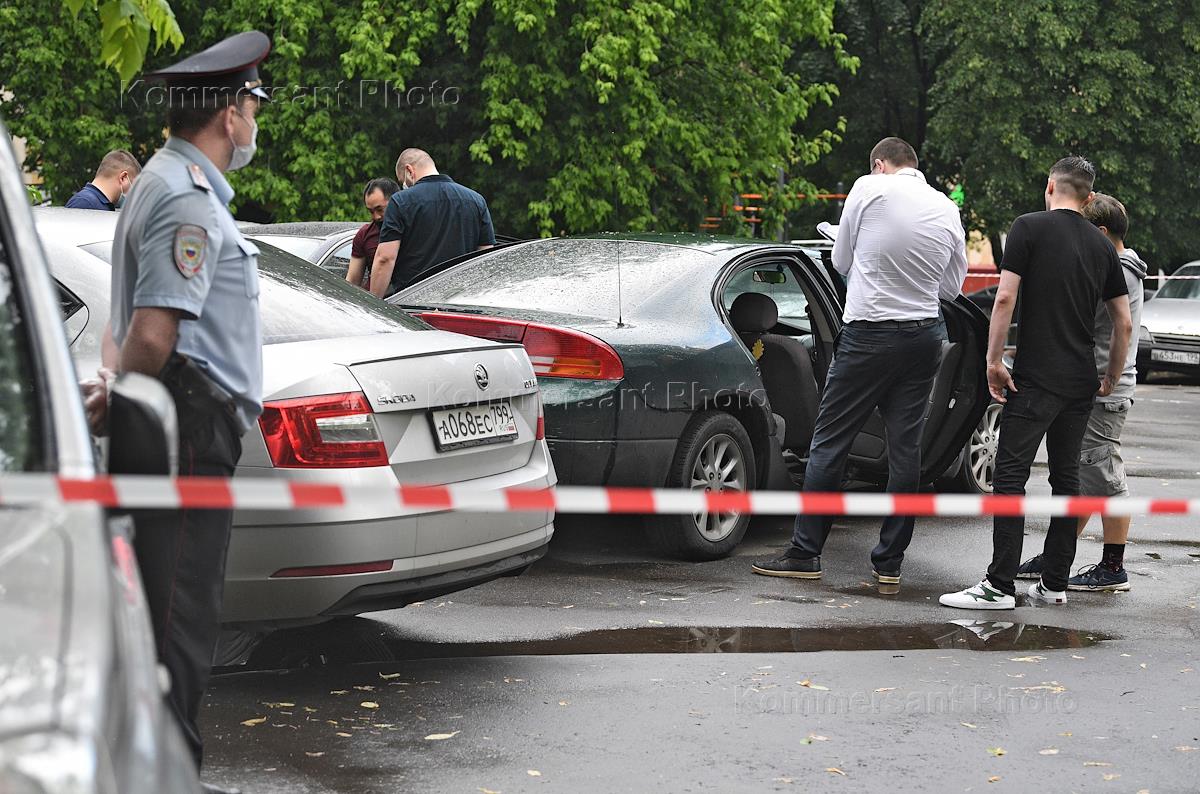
[203,379,1200,793]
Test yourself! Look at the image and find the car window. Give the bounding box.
[722,262,811,330]
[78,239,428,344]
[324,240,352,277]
[1155,265,1200,300]
[0,239,44,472]
[399,238,711,320]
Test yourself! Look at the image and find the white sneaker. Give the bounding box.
[939,579,1016,610]
[1027,580,1067,605]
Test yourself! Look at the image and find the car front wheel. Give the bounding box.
[648,411,757,560]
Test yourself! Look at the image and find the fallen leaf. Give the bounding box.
[1071,655,1086,660]
[262,701,295,708]
[527,770,542,777]
[1102,773,1120,781]
[1176,746,1199,752]
[240,717,267,727]
[648,619,664,625]
[303,707,317,713]
[810,734,829,742]
[1139,664,1147,669]
[562,604,575,609]
[425,731,461,741]
[987,747,1006,757]
[354,685,376,691]
[336,732,352,738]
[305,752,325,758]
[479,789,501,794]
[798,737,812,745]
[360,702,380,709]
[1010,656,1046,663]
[330,690,348,695]
[558,701,570,706]
[1038,748,1059,755]
[874,687,896,693]
[961,722,977,729]
[378,672,403,680]
[988,777,1001,784]
[825,768,846,777]
[1059,732,1073,737]
[798,680,830,691]
[1084,761,1113,767]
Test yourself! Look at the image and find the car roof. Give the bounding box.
[237,221,360,239]
[527,232,810,261]
[32,206,121,246]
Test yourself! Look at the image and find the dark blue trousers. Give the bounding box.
[791,321,945,570]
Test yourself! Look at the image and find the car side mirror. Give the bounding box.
[107,373,178,476]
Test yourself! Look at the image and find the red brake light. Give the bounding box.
[259,392,389,468]
[535,394,545,440]
[416,312,624,381]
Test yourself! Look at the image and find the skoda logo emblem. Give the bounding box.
[474,364,489,390]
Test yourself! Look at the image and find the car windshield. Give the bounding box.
[1155,265,1200,300]
[398,238,712,320]
[79,239,426,344]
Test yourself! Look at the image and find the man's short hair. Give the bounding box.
[166,93,253,137]
[395,148,434,173]
[869,137,918,169]
[96,150,140,178]
[1049,155,1095,201]
[1083,192,1128,240]
[363,177,400,200]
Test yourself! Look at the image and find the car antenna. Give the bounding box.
[616,240,625,327]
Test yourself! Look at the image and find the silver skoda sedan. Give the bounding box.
[39,208,556,627]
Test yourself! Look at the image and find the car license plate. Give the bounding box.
[1152,348,1200,365]
[429,401,519,451]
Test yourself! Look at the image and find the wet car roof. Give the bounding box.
[236,221,360,238]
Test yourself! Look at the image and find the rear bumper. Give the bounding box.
[221,441,556,623]
[546,436,676,487]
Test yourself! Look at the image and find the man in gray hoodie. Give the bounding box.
[1016,193,1145,590]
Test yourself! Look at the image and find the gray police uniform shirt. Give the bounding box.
[110,136,263,431]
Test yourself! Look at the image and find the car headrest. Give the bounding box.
[730,292,778,333]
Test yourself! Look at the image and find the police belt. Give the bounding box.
[158,352,239,427]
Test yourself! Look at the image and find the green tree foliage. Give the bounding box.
[924,0,1200,268]
[65,0,184,82]
[3,1,852,238]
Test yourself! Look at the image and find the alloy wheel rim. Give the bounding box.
[969,403,1002,493]
[689,433,747,541]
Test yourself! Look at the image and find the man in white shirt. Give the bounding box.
[753,137,967,587]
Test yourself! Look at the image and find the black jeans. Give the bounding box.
[131,412,242,769]
[791,320,945,570]
[986,385,1092,595]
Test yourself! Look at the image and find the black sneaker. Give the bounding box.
[1015,554,1044,580]
[752,552,821,579]
[1067,564,1130,592]
[871,568,901,585]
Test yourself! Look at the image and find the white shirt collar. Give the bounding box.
[895,166,926,182]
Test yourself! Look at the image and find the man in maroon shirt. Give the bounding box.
[345,177,399,289]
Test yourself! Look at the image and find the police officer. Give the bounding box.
[108,31,270,793]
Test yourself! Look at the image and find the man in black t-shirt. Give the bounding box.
[369,148,496,297]
[941,156,1132,610]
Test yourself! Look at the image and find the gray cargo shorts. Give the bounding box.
[1078,398,1132,497]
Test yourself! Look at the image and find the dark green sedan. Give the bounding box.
[391,234,989,560]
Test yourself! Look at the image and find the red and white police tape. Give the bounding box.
[2,473,1197,517]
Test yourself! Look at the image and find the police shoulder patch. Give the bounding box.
[174,224,207,279]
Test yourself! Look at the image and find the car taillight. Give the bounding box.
[416,312,624,381]
[535,393,545,440]
[259,392,389,468]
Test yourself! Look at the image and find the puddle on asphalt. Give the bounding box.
[232,619,1112,672]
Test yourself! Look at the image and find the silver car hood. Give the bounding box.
[1142,299,1200,336]
[0,507,70,738]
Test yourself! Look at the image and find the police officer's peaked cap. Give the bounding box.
[145,30,271,101]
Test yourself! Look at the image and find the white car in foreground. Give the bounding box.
[40,207,556,628]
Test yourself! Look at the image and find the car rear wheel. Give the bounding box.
[942,402,1001,494]
[648,411,756,560]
